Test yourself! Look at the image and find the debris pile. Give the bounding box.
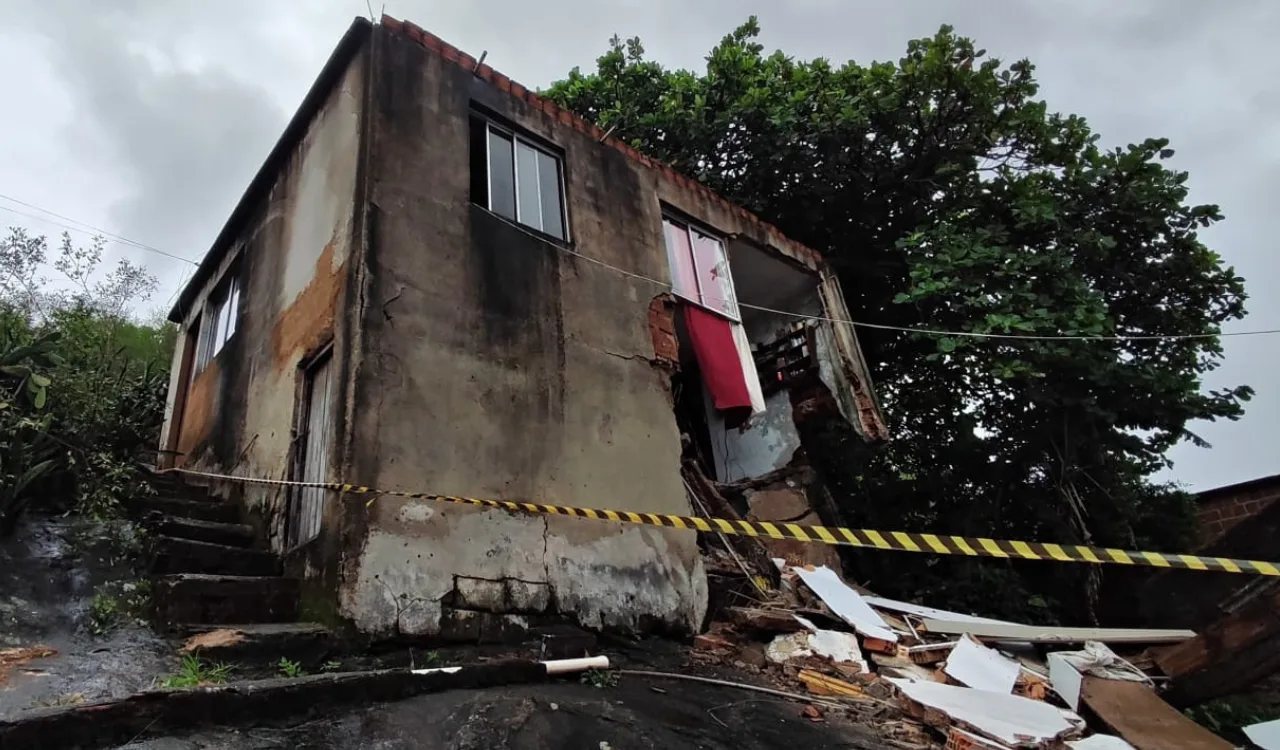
[696,558,1231,749]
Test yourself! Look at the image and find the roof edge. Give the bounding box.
[379,14,826,272]
[168,17,374,322]
[1196,473,1280,502]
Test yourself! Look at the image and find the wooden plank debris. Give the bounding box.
[1152,582,1280,707]
[919,619,1195,645]
[1080,677,1229,750]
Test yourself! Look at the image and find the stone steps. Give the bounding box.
[138,496,240,524]
[154,517,257,548]
[150,536,281,577]
[176,622,340,663]
[155,574,301,626]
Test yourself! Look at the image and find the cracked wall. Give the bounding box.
[162,48,365,560]
[337,28,864,637]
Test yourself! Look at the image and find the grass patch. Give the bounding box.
[158,654,233,689]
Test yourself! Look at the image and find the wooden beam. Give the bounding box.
[1154,583,1280,707]
[1081,676,1230,750]
[681,460,781,590]
[919,619,1195,645]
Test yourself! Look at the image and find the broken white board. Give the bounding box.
[887,677,1083,746]
[1067,736,1138,750]
[793,566,898,642]
[943,635,1020,694]
[919,619,1195,645]
[1048,652,1085,711]
[1048,642,1150,711]
[1245,718,1280,750]
[863,595,1012,626]
[769,616,869,671]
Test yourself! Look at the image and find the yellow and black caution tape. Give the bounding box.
[164,468,1280,577]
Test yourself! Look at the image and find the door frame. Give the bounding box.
[286,341,335,549]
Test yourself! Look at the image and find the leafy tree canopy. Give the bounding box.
[547,20,1250,621]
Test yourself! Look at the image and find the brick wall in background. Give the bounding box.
[1196,475,1280,548]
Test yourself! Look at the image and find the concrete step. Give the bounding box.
[155,574,300,625]
[150,536,281,577]
[137,496,239,524]
[146,474,210,496]
[176,622,340,662]
[155,517,257,548]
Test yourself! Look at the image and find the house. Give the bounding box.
[1194,472,1280,548]
[158,15,887,638]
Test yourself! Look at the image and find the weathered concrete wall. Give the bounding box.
[341,27,847,636]
[164,50,365,556]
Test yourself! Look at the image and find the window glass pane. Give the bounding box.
[536,150,564,240]
[469,117,489,208]
[692,230,737,319]
[515,141,542,231]
[193,315,209,371]
[662,219,698,302]
[212,296,229,357]
[487,129,516,220]
[225,277,239,338]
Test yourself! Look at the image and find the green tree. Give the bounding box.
[0,228,174,535]
[547,21,1249,621]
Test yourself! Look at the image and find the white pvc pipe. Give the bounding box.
[409,656,609,677]
[543,656,609,675]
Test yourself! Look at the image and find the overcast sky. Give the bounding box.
[0,1,1274,491]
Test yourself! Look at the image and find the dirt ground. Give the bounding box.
[115,676,892,750]
[0,514,173,717]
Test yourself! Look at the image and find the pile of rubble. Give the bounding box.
[697,554,1234,750]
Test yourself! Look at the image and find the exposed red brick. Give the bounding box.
[380,15,402,32]
[557,110,574,127]
[475,63,494,82]
[457,51,476,69]
[539,98,557,117]
[648,295,679,363]
[510,81,527,99]
[491,70,511,92]
[440,44,461,64]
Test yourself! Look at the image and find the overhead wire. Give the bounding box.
[0,193,199,267]
[2,191,1271,342]
[551,239,1277,343]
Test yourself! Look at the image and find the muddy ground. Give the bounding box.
[0,514,173,716]
[115,676,892,750]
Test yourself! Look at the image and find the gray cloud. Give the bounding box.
[0,0,1273,490]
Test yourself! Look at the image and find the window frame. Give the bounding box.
[472,114,569,242]
[194,271,240,372]
[661,214,740,322]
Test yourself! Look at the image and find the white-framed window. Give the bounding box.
[195,273,240,372]
[470,115,567,241]
[662,216,739,320]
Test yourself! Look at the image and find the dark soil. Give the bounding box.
[0,514,172,716]
[115,675,891,750]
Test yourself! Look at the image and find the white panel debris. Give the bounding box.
[943,635,1021,694]
[887,677,1084,746]
[1244,718,1280,750]
[793,566,898,642]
